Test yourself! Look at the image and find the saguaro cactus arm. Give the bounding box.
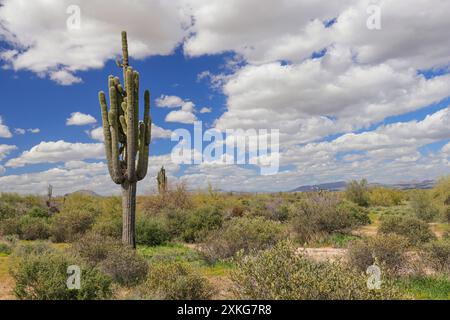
[137,90,151,181]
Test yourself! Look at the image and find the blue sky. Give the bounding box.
[0,0,449,195]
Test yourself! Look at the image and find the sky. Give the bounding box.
[0,0,449,195]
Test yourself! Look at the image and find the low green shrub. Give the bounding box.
[202,216,285,262]
[91,199,122,239]
[137,261,214,300]
[0,241,12,255]
[378,215,435,245]
[409,190,439,222]
[50,209,97,242]
[345,179,370,207]
[231,241,402,300]
[0,218,22,237]
[10,244,112,300]
[19,216,51,240]
[369,187,404,207]
[182,206,223,243]
[422,239,450,274]
[347,234,408,274]
[71,233,148,286]
[292,193,369,243]
[136,215,171,246]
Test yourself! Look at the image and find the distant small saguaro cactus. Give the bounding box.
[98,31,152,248]
[157,166,168,194]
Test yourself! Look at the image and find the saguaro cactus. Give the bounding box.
[157,166,168,194]
[98,31,152,248]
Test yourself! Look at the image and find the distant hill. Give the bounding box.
[64,190,100,197]
[290,179,435,192]
[291,181,347,192]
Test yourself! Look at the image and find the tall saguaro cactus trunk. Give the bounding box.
[98,31,152,248]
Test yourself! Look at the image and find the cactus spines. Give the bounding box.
[157,166,168,194]
[98,31,152,248]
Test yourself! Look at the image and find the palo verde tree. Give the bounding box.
[98,31,152,248]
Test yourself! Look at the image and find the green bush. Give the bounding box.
[347,234,408,274]
[137,261,214,300]
[0,215,50,240]
[0,241,12,255]
[0,202,21,220]
[409,190,438,222]
[165,209,188,238]
[231,241,402,300]
[0,218,22,237]
[182,206,223,243]
[98,248,148,286]
[422,239,450,274]
[292,193,369,243]
[70,233,120,265]
[27,206,49,218]
[19,216,51,240]
[378,215,435,245]
[369,188,404,207]
[91,197,122,239]
[50,208,97,242]
[202,216,285,262]
[345,179,370,207]
[136,215,171,246]
[10,245,112,300]
[72,233,148,286]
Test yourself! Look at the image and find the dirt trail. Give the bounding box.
[297,247,347,262]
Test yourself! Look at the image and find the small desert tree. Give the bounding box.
[98,31,152,248]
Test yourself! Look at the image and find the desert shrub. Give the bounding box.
[409,190,438,222]
[369,188,404,206]
[182,206,223,243]
[137,261,214,300]
[91,213,122,239]
[345,179,370,207]
[72,233,148,286]
[10,247,112,300]
[0,202,21,220]
[264,199,291,221]
[431,176,450,221]
[91,197,122,239]
[165,209,188,238]
[51,200,100,242]
[19,215,51,240]
[0,241,12,255]
[0,193,45,219]
[231,241,402,300]
[378,215,435,245]
[347,234,408,274]
[98,248,148,286]
[27,206,49,218]
[139,183,193,214]
[202,216,285,262]
[0,218,22,236]
[422,239,450,274]
[292,193,369,243]
[0,215,50,240]
[70,233,120,265]
[136,215,171,246]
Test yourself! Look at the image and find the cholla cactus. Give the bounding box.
[98,31,152,248]
[157,166,168,194]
